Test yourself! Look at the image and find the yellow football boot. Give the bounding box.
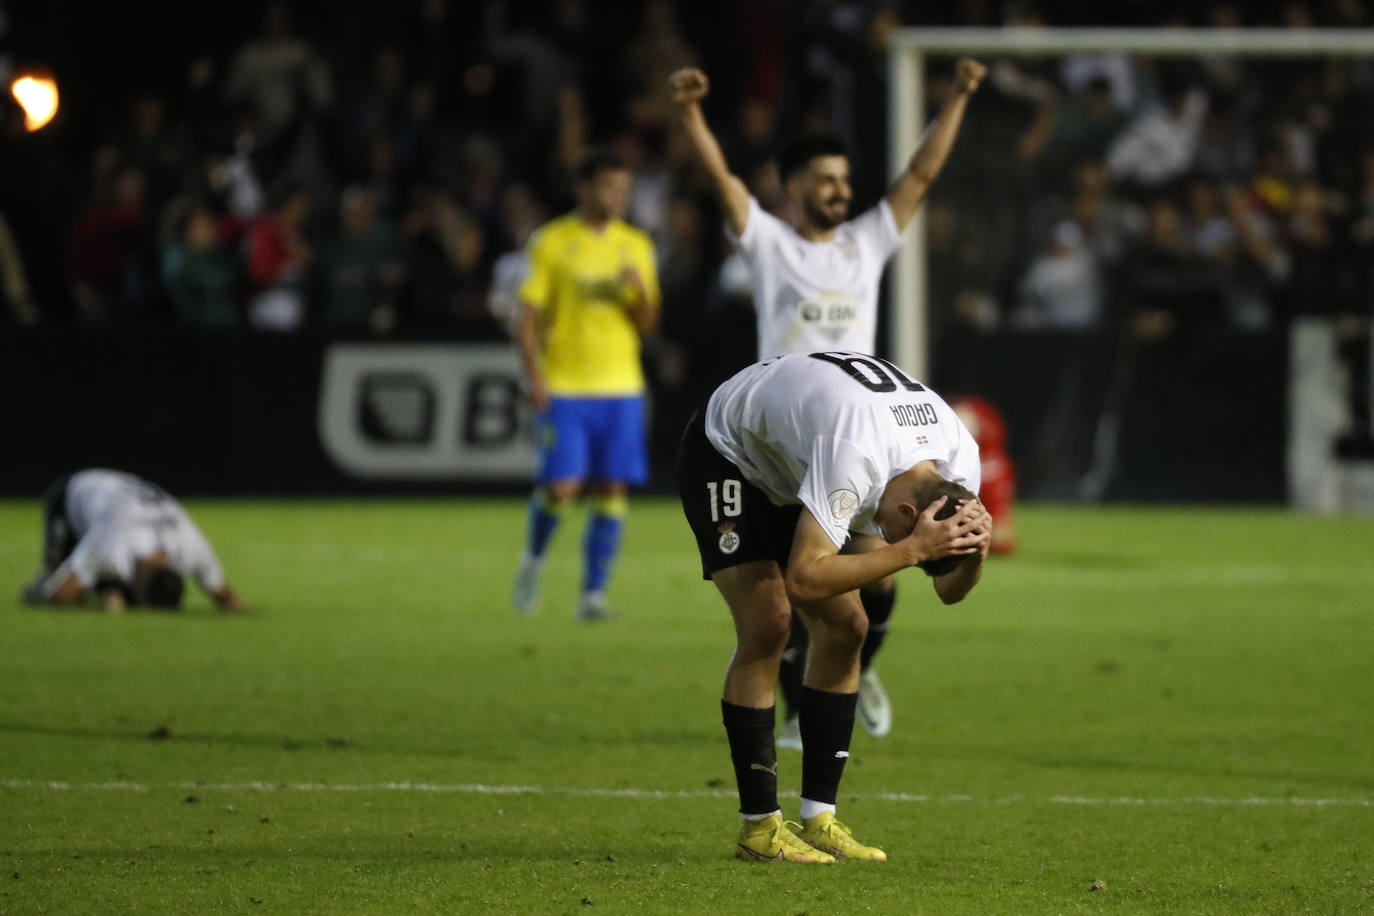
[797,811,888,861]
[735,814,836,864]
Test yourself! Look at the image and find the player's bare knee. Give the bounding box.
[810,608,867,656]
[738,600,792,656]
[837,609,869,652]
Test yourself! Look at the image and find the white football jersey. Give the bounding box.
[728,196,903,358]
[705,352,980,549]
[44,470,225,596]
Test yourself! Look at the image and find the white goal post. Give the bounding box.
[886,26,1374,380]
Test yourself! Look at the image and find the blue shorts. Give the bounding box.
[536,395,648,485]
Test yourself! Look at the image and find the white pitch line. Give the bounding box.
[2,779,1371,808]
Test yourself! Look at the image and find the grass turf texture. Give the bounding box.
[1,498,1372,914]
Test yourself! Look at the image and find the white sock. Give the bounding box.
[742,809,781,823]
[800,798,836,820]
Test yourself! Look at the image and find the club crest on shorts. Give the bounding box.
[828,488,859,522]
[717,521,740,555]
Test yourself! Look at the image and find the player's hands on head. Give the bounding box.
[669,68,710,105]
[954,58,986,95]
[904,496,989,567]
[972,509,994,559]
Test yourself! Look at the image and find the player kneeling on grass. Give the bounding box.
[22,469,243,613]
[678,351,990,863]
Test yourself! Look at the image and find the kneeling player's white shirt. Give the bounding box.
[705,352,980,550]
[44,469,225,596]
[728,196,902,358]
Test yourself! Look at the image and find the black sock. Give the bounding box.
[799,686,858,805]
[859,587,896,671]
[721,700,778,815]
[777,612,807,719]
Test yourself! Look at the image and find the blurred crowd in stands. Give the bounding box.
[1,0,1374,361]
[931,1,1374,343]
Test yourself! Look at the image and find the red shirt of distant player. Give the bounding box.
[952,396,1016,554]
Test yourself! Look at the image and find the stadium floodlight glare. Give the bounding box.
[10,74,59,132]
[887,26,1374,379]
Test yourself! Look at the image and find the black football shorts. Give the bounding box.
[41,474,76,572]
[677,409,802,580]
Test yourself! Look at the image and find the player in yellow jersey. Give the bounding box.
[513,150,661,620]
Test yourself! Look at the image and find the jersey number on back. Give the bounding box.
[808,352,925,393]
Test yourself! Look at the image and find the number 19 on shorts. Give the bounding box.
[707,479,742,522]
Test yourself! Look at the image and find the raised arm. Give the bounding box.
[669,68,751,237]
[886,58,986,233]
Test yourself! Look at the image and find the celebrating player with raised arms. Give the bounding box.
[670,58,986,745]
[678,351,991,862]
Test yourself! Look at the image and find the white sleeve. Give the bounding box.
[1180,89,1210,141]
[725,196,787,259]
[1105,112,1155,181]
[181,522,226,593]
[943,408,983,495]
[46,522,132,593]
[36,560,78,600]
[796,437,884,550]
[847,199,902,262]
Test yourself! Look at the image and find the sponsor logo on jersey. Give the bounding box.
[575,275,625,303]
[798,300,859,325]
[791,290,864,344]
[828,488,859,522]
[775,286,869,346]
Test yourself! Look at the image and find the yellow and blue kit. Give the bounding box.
[520,214,660,484]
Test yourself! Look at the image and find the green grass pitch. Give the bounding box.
[1,496,1372,914]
